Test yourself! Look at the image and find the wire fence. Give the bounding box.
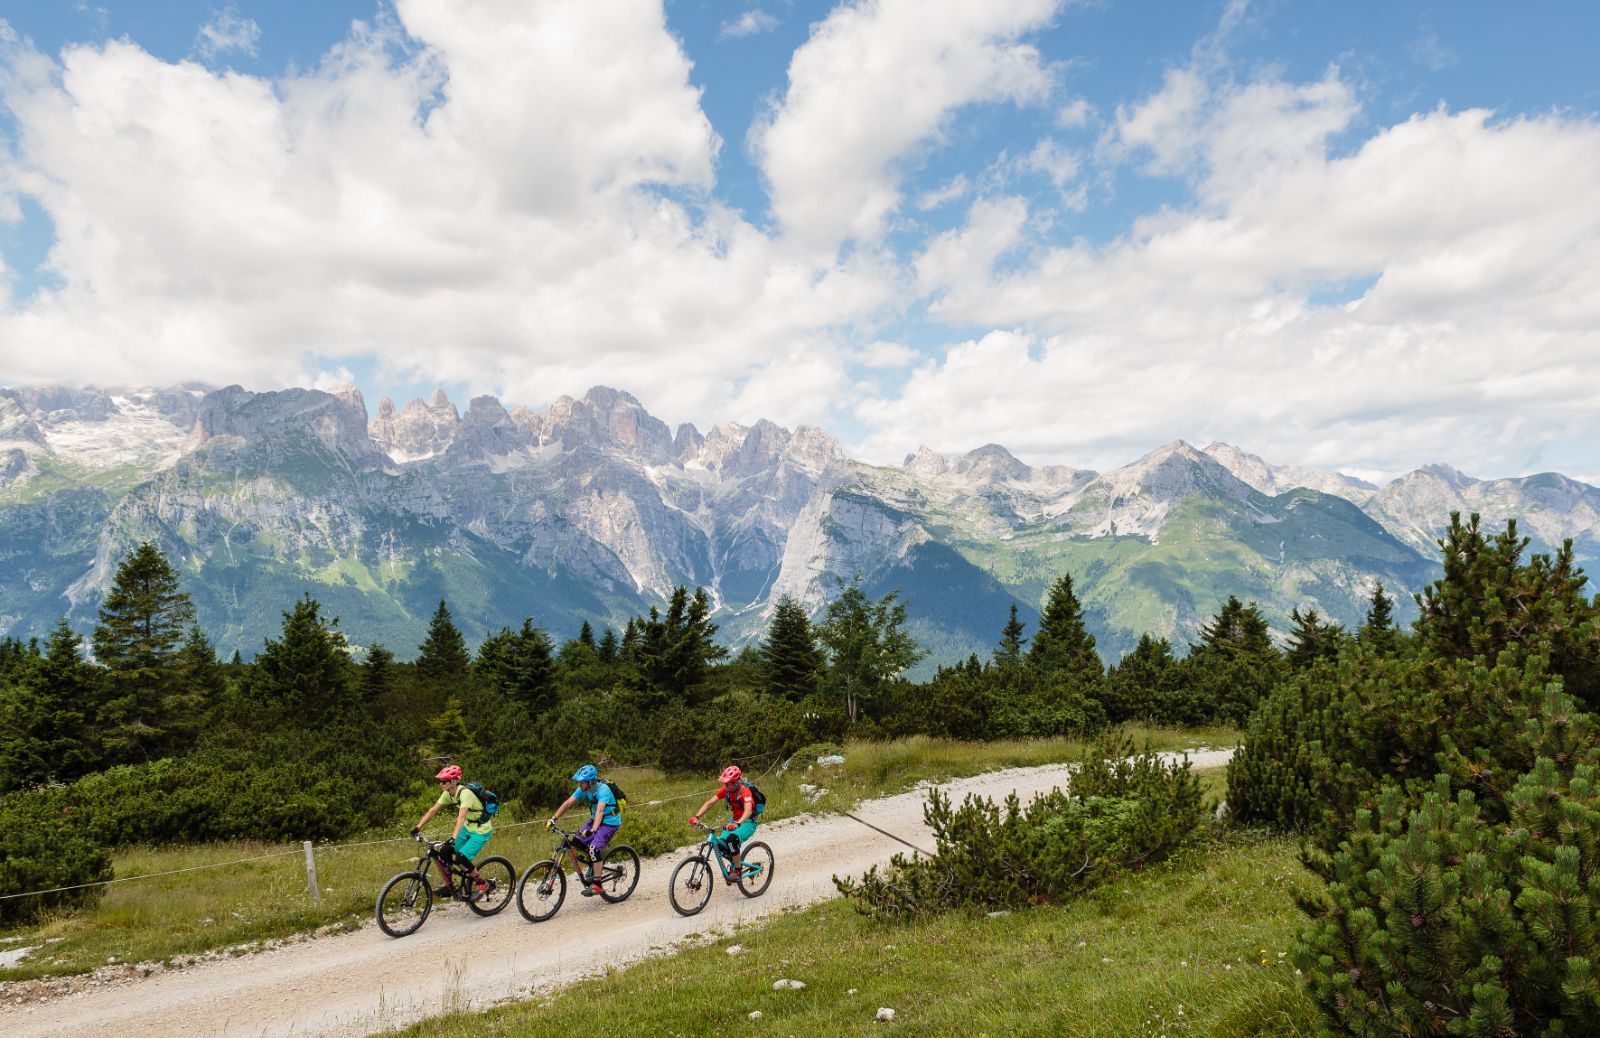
[0,749,794,905]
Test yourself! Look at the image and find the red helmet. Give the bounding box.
[719,765,742,783]
[435,765,462,782]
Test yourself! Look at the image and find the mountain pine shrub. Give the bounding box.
[834,734,1203,921]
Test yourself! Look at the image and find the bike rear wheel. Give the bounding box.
[516,859,565,923]
[736,841,774,898]
[466,855,515,916]
[376,871,432,938]
[668,854,713,917]
[597,845,641,903]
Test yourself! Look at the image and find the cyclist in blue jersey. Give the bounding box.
[549,764,622,896]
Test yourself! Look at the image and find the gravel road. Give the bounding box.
[1,749,1232,1038]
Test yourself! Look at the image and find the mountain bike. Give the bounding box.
[374,833,515,938]
[516,822,641,922]
[668,820,774,916]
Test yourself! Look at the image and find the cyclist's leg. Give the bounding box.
[583,824,618,881]
[454,829,491,876]
[725,820,758,878]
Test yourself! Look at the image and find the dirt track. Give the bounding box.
[1,750,1231,1038]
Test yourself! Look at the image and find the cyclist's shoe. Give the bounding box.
[469,880,489,903]
[580,884,601,897]
[432,883,453,899]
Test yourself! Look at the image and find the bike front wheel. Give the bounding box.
[466,855,515,916]
[668,854,713,917]
[376,871,432,938]
[517,859,565,923]
[597,845,641,903]
[736,841,774,898]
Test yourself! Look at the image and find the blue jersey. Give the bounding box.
[573,783,621,826]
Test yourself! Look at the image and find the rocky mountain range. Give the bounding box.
[3,382,1598,665]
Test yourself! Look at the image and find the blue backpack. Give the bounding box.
[463,782,500,820]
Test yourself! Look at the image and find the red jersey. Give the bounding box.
[715,782,756,820]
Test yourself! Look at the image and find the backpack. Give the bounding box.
[463,781,500,820]
[746,781,766,816]
[603,780,628,813]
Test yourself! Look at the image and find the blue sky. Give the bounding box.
[2,1,1598,481]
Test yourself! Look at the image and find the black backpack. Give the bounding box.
[746,781,766,816]
[463,781,500,820]
[603,780,628,812]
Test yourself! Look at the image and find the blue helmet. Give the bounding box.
[572,764,599,783]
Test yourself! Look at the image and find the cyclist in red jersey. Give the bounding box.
[689,765,761,883]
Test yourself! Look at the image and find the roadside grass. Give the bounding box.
[385,827,1317,1038]
[0,726,1234,981]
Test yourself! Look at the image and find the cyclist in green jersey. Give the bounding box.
[412,765,492,900]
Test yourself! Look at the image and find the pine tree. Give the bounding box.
[360,643,396,704]
[1105,634,1176,723]
[596,627,619,665]
[248,594,357,726]
[635,587,727,705]
[169,622,226,748]
[476,619,557,715]
[994,604,1028,669]
[762,595,824,701]
[1028,573,1102,683]
[1285,607,1342,669]
[6,619,100,786]
[578,620,595,648]
[416,599,470,685]
[1183,596,1285,725]
[1357,581,1400,654]
[91,542,195,762]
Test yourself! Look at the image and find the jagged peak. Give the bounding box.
[377,395,397,417]
[427,387,453,410]
[1414,463,1477,488]
[462,394,509,423]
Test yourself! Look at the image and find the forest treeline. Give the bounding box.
[1,535,1310,922]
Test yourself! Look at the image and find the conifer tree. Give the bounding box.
[3,619,100,786]
[1357,581,1400,654]
[578,620,595,647]
[1285,607,1342,669]
[635,587,727,704]
[1028,573,1102,682]
[476,619,557,715]
[249,594,357,726]
[416,599,470,684]
[1105,634,1177,723]
[167,623,225,749]
[994,604,1028,668]
[596,627,619,665]
[761,595,824,701]
[360,643,396,705]
[1182,596,1284,724]
[91,542,195,762]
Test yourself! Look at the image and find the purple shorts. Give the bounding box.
[580,824,618,856]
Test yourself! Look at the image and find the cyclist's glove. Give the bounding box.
[410,826,421,837]
[688,815,699,826]
[545,818,556,832]
[724,823,738,831]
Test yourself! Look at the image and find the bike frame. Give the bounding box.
[546,823,611,881]
[690,822,748,880]
[411,834,471,891]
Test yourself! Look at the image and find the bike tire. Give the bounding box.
[375,871,432,938]
[516,859,565,923]
[668,854,713,917]
[466,855,515,916]
[597,845,641,903]
[736,841,774,898]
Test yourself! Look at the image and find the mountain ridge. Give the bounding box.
[2,382,1597,665]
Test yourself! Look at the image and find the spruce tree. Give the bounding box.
[1357,581,1400,654]
[762,595,824,701]
[249,594,357,726]
[416,599,470,685]
[818,579,924,724]
[1183,596,1285,725]
[476,619,557,715]
[360,643,396,705]
[1029,573,1102,682]
[6,619,100,786]
[578,620,595,648]
[1105,634,1176,723]
[167,623,225,751]
[596,627,619,665]
[994,604,1028,668]
[91,542,195,761]
[1285,607,1342,669]
[635,587,727,705]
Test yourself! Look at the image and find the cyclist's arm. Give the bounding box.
[452,802,470,840]
[551,794,578,820]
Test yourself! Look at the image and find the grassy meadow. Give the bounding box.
[0,727,1232,980]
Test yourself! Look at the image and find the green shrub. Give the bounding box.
[0,787,113,925]
[1297,689,1600,1035]
[834,736,1204,921]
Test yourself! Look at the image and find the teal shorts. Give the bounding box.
[711,819,758,849]
[453,828,492,862]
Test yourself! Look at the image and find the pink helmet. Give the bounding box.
[435,765,462,782]
[719,765,742,783]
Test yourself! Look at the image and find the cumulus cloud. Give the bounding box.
[915,173,969,211]
[878,56,1600,477]
[194,7,260,59]
[751,0,1063,251]
[720,10,780,40]
[0,0,897,434]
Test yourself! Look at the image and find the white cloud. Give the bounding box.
[194,7,260,60]
[0,0,895,435]
[751,0,1063,252]
[720,10,780,40]
[915,173,969,211]
[1410,30,1458,72]
[854,340,918,369]
[876,76,1600,477]
[1056,96,1092,128]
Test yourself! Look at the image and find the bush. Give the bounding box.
[1297,691,1600,1035]
[656,691,806,775]
[0,787,113,925]
[834,735,1204,921]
